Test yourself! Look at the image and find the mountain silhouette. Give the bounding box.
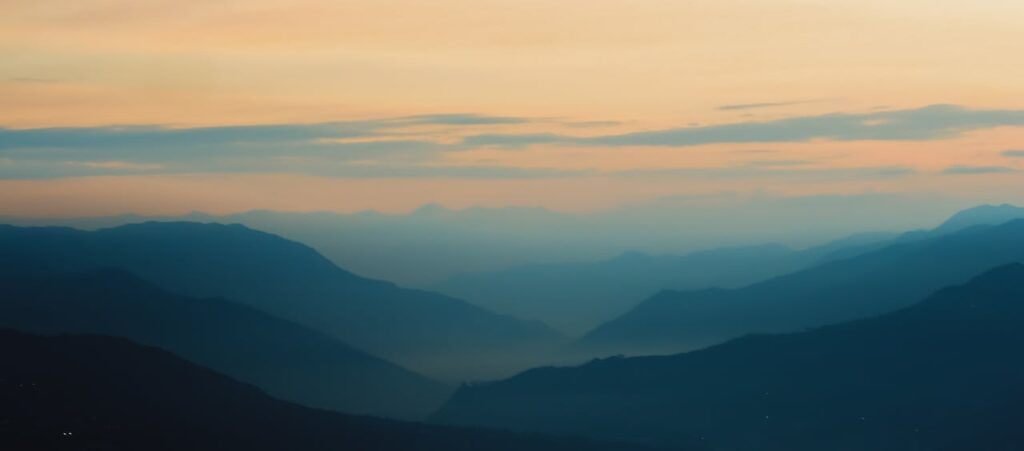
[435,204,1024,338]
[435,245,806,336]
[0,222,564,380]
[931,203,1024,236]
[578,218,1024,355]
[434,264,1024,450]
[0,329,659,451]
[0,268,448,419]
[436,231,899,336]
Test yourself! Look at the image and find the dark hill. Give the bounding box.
[0,269,448,419]
[580,219,1024,355]
[0,222,563,380]
[0,329,658,451]
[434,264,1024,450]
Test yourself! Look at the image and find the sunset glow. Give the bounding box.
[2,0,1023,215]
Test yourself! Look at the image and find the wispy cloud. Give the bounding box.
[717,101,810,111]
[0,115,510,178]
[562,120,623,129]
[463,105,1024,148]
[68,160,165,171]
[394,114,529,126]
[6,77,63,84]
[1001,149,1024,158]
[2,105,1022,182]
[462,133,563,147]
[0,113,529,152]
[612,165,916,180]
[742,159,814,168]
[942,165,1018,175]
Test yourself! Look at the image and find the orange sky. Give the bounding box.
[2,0,1023,216]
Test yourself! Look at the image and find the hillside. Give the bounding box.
[435,264,1024,450]
[580,219,1024,355]
[0,222,564,380]
[0,268,449,419]
[0,329,659,451]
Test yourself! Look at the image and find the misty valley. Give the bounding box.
[3,204,1024,450]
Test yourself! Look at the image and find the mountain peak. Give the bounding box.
[412,203,451,216]
[935,203,1024,234]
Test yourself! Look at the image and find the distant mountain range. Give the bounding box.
[436,204,1024,336]
[930,203,1024,236]
[3,203,1024,449]
[0,222,564,381]
[435,244,807,336]
[0,329,659,451]
[578,213,1024,356]
[0,194,967,285]
[0,268,449,420]
[434,235,894,336]
[434,264,1024,450]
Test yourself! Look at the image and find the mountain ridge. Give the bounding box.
[0,221,564,380]
[433,263,1024,449]
[0,267,450,419]
[578,218,1024,355]
[0,329,661,451]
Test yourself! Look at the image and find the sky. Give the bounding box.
[2,0,1024,216]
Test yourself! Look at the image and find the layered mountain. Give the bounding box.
[436,204,1024,338]
[579,218,1024,355]
[435,245,807,336]
[0,222,563,380]
[435,232,899,336]
[0,268,448,419]
[0,329,658,451]
[1,195,957,286]
[434,264,1024,450]
[930,203,1024,236]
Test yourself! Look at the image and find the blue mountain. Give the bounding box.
[435,264,1024,450]
[0,222,564,380]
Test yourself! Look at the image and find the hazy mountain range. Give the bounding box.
[3,203,1024,449]
[436,204,1024,336]
[0,222,563,381]
[0,194,968,286]
[0,329,658,451]
[433,234,897,336]
[434,264,1024,450]
[0,268,449,419]
[577,206,1024,355]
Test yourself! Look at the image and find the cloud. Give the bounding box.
[611,165,916,180]
[315,165,589,179]
[462,133,564,147]
[0,116,491,178]
[1001,149,1024,158]
[6,77,63,84]
[68,160,165,171]
[463,105,1024,148]
[2,105,1021,182]
[0,113,528,153]
[942,165,1017,175]
[717,101,809,111]
[562,120,623,129]
[0,113,534,169]
[742,159,814,168]
[394,114,529,126]
[0,124,363,151]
